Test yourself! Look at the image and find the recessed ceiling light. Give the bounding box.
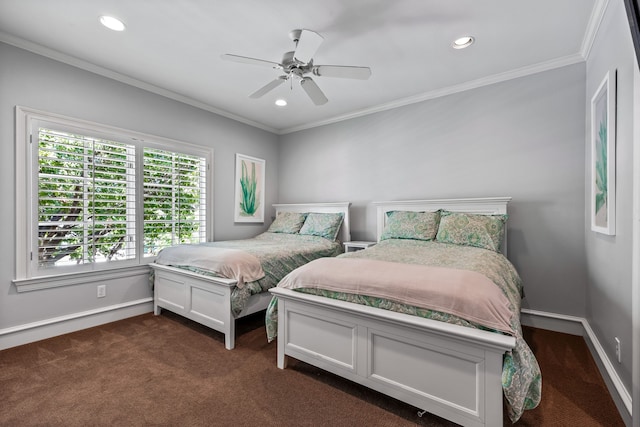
[275,99,287,107]
[100,15,126,32]
[452,36,474,49]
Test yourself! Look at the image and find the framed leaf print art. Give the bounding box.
[590,70,616,235]
[234,153,265,223]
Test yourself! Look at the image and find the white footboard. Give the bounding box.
[269,287,515,427]
[151,264,271,350]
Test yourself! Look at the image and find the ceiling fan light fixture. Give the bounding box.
[275,99,287,107]
[452,36,474,49]
[100,15,126,32]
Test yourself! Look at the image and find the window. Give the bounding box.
[142,147,208,256]
[15,107,213,284]
[38,127,137,268]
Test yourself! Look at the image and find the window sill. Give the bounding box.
[12,265,152,293]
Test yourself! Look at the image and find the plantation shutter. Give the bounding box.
[17,108,213,282]
[143,148,207,256]
[37,127,136,268]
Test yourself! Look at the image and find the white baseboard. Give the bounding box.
[0,298,153,351]
[520,308,586,336]
[521,309,632,426]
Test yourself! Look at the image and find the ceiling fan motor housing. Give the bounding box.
[281,51,313,76]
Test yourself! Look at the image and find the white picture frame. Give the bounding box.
[234,153,265,223]
[590,70,616,235]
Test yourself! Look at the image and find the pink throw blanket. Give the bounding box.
[278,257,514,334]
[155,245,265,288]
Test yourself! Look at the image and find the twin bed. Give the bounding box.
[151,197,540,427]
[150,202,351,350]
[266,197,540,427]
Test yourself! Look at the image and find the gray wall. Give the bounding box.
[585,0,635,396]
[279,63,588,317]
[0,42,279,330]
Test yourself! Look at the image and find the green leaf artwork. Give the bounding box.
[239,160,260,216]
[594,117,607,216]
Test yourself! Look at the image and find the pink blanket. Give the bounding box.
[155,245,265,288]
[278,257,514,334]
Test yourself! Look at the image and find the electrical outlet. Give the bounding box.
[615,337,621,363]
[97,284,106,298]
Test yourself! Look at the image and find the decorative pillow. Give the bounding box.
[267,211,308,234]
[380,210,440,241]
[299,212,344,241]
[436,211,507,252]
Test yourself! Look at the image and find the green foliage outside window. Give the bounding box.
[38,129,206,268]
[143,148,206,256]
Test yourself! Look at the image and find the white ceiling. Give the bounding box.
[0,0,602,134]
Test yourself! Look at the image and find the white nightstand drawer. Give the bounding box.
[343,241,377,253]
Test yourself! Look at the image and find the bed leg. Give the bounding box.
[276,299,287,368]
[154,304,161,315]
[225,318,236,350]
[277,351,288,369]
[225,335,235,350]
[276,336,288,369]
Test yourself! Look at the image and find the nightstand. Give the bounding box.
[343,241,377,253]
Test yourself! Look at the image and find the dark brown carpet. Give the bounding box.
[0,311,625,426]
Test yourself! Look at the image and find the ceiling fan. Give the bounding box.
[221,29,371,105]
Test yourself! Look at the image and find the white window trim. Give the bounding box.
[14,106,214,291]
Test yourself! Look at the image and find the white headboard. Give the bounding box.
[272,202,352,242]
[372,197,511,255]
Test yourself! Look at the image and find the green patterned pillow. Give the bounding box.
[267,211,308,234]
[380,210,440,241]
[299,212,344,241]
[436,211,507,252]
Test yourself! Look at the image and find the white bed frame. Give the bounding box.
[151,202,351,350]
[269,197,516,427]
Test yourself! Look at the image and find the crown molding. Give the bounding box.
[580,0,610,60]
[279,53,585,134]
[0,31,278,134]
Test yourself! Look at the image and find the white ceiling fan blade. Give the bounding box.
[300,77,328,105]
[313,65,372,80]
[221,54,282,69]
[293,29,324,64]
[249,76,287,99]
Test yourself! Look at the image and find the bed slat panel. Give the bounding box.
[286,309,357,371]
[190,286,227,328]
[156,275,186,312]
[369,331,482,414]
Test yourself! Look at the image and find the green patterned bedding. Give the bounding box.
[159,232,342,316]
[265,239,541,422]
